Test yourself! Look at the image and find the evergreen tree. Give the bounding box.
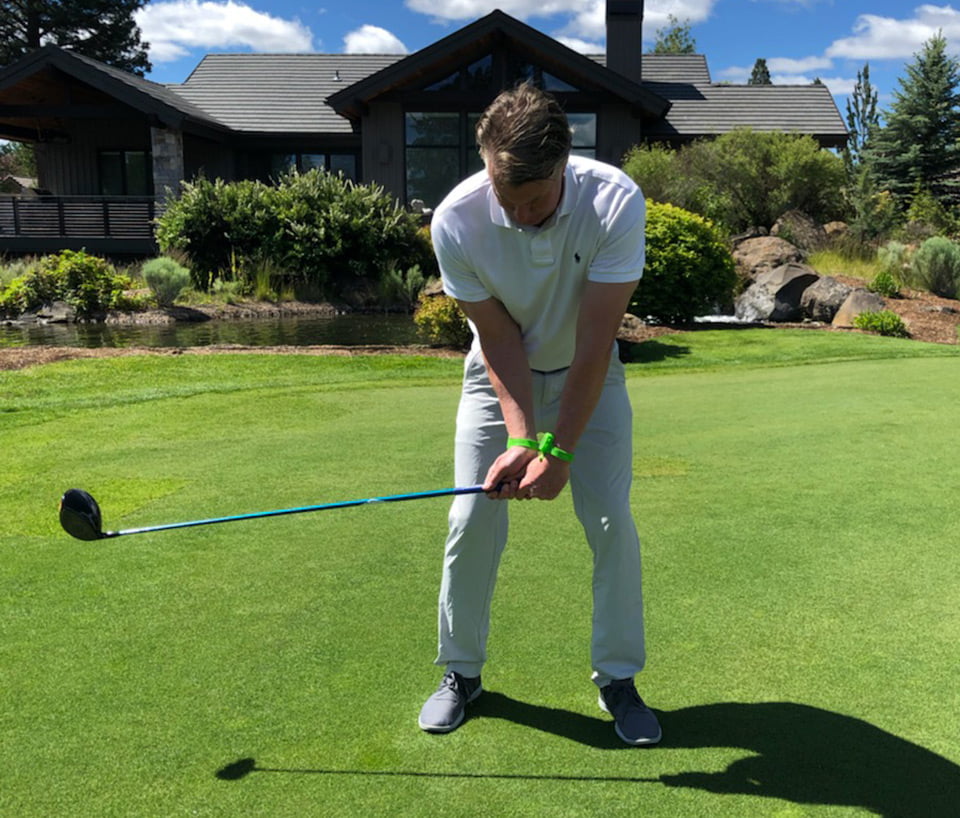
[843,63,879,174]
[650,15,696,55]
[867,32,960,207]
[749,58,771,85]
[0,0,151,76]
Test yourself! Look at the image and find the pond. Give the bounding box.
[0,312,421,349]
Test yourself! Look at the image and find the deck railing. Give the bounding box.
[0,195,157,240]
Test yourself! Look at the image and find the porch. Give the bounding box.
[0,195,158,256]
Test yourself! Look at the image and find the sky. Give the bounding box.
[129,0,959,114]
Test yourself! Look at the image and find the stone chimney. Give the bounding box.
[606,0,644,84]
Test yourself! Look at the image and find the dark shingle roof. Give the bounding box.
[170,54,403,134]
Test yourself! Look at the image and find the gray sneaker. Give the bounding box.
[418,671,482,733]
[598,678,662,746]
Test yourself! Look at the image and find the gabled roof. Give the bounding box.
[171,54,401,134]
[326,9,670,121]
[0,44,229,137]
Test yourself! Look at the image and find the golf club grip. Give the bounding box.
[106,484,488,537]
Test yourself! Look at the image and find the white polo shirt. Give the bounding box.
[432,154,645,371]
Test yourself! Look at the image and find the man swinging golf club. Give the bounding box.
[418,82,660,746]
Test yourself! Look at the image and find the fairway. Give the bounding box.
[2,332,959,817]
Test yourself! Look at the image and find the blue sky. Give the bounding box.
[134,0,957,114]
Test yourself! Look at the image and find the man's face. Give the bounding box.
[490,171,564,228]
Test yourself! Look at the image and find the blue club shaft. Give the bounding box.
[102,484,486,538]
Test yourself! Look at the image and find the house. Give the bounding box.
[0,1,846,257]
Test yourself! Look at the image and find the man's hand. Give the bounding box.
[516,455,570,501]
[483,446,539,499]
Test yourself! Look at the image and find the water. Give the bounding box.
[0,313,421,349]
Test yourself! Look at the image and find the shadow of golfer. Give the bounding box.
[657,701,960,818]
[216,696,960,817]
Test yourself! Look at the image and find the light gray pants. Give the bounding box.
[435,349,646,688]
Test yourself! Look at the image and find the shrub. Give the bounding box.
[142,257,191,306]
[413,293,472,348]
[156,170,432,304]
[911,236,960,298]
[853,309,910,338]
[630,202,737,323]
[380,265,426,310]
[0,250,132,317]
[624,130,847,233]
[868,269,900,298]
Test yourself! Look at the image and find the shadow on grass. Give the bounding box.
[618,339,691,364]
[216,699,960,816]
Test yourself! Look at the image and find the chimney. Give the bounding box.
[606,0,644,84]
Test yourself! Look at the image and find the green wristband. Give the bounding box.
[537,432,574,462]
[507,437,539,451]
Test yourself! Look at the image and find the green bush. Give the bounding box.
[911,236,960,298]
[155,170,433,304]
[622,130,847,233]
[142,257,191,306]
[853,309,910,338]
[413,292,472,348]
[155,176,277,290]
[0,250,132,317]
[630,201,737,323]
[868,269,901,298]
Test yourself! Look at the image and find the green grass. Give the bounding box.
[807,248,880,282]
[2,330,959,816]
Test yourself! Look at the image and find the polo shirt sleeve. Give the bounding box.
[432,209,491,303]
[587,184,645,284]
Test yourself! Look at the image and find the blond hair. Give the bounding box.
[475,83,572,187]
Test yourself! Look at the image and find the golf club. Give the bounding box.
[59,484,486,541]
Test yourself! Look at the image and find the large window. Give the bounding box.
[98,150,151,195]
[404,54,599,206]
[269,152,358,181]
[405,112,483,208]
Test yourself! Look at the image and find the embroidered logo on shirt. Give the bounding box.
[574,252,581,263]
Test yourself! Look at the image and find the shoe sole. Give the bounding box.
[418,685,483,733]
[598,694,662,746]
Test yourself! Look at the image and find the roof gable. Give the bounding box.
[326,10,669,120]
[0,44,228,135]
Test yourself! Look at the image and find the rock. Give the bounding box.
[770,210,827,251]
[732,236,806,279]
[619,313,645,336]
[730,226,769,246]
[735,262,819,323]
[824,221,848,239]
[801,276,853,323]
[422,278,446,297]
[37,301,76,324]
[832,289,887,328]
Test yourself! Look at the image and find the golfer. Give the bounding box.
[418,83,660,746]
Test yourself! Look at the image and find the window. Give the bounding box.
[98,150,151,195]
[269,152,358,181]
[568,113,598,159]
[406,112,481,208]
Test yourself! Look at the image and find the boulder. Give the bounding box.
[801,276,853,323]
[732,236,805,279]
[771,210,827,251]
[735,262,819,322]
[824,221,848,239]
[832,289,887,328]
[37,301,77,324]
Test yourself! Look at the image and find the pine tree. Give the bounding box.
[749,58,771,85]
[0,0,151,76]
[867,32,960,207]
[650,15,696,55]
[843,63,879,174]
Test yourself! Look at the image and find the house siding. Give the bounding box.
[363,101,405,201]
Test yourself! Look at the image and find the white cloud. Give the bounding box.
[767,55,833,73]
[343,25,408,55]
[827,4,960,61]
[135,0,314,62]
[402,0,717,44]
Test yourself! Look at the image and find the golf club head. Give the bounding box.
[59,488,105,541]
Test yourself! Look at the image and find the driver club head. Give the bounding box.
[59,488,105,541]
